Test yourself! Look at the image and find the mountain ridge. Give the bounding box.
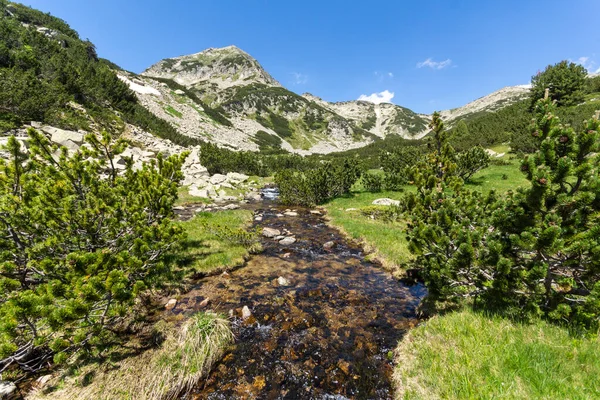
[131,45,531,153]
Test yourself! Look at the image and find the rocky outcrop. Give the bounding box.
[143,46,280,90]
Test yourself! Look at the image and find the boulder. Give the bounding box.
[174,89,186,95]
[309,210,321,215]
[247,193,262,201]
[227,172,249,184]
[372,198,401,206]
[279,237,297,245]
[263,227,281,238]
[222,203,240,210]
[43,126,84,145]
[189,187,209,198]
[210,174,228,185]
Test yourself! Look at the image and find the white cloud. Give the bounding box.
[416,58,452,70]
[291,72,308,85]
[358,90,395,104]
[374,71,394,82]
[571,56,597,73]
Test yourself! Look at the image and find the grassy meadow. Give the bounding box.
[394,310,600,400]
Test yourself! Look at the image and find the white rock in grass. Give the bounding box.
[372,198,400,206]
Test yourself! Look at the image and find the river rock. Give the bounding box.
[279,237,296,245]
[310,210,321,215]
[221,203,240,210]
[242,305,252,319]
[165,299,177,310]
[323,241,336,250]
[0,381,16,397]
[254,216,263,222]
[284,211,299,217]
[277,276,291,286]
[263,227,281,238]
[345,208,359,212]
[199,297,210,308]
[246,193,262,201]
[372,198,401,206]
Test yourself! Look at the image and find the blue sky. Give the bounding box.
[21,0,600,113]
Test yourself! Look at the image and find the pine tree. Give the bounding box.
[456,145,490,182]
[405,113,494,307]
[0,129,187,374]
[485,95,600,328]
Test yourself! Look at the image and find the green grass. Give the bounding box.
[165,105,183,118]
[175,186,210,206]
[177,210,254,274]
[394,310,600,399]
[465,158,529,193]
[324,190,413,276]
[487,144,511,155]
[323,160,527,275]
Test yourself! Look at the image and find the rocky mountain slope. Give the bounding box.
[439,85,531,123]
[0,0,529,157]
[134,46,529,153]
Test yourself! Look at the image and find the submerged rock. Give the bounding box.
[279,237,296,245]
[165,299,177,310]
[277,276,291,286]
[262,227,281,238]
[323,241,336,250]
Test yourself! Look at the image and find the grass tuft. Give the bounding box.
[31,312,233,400]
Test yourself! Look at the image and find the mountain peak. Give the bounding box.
[142,45,280,89]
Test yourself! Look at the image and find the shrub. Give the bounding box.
[408,97,600,330]
[275,159,362,206]
[361,171,383,192]
[0,129,187,375]
[455,146,490,182]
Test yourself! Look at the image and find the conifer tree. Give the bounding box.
[485,94,600,328]
[0,129,187,374]
[405,113,494,306]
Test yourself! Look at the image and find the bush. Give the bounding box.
[0,129,187,375]
[407,98,600,330]
[361,171,383,192]
[455,146,490,182]
[275,159,362,206]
